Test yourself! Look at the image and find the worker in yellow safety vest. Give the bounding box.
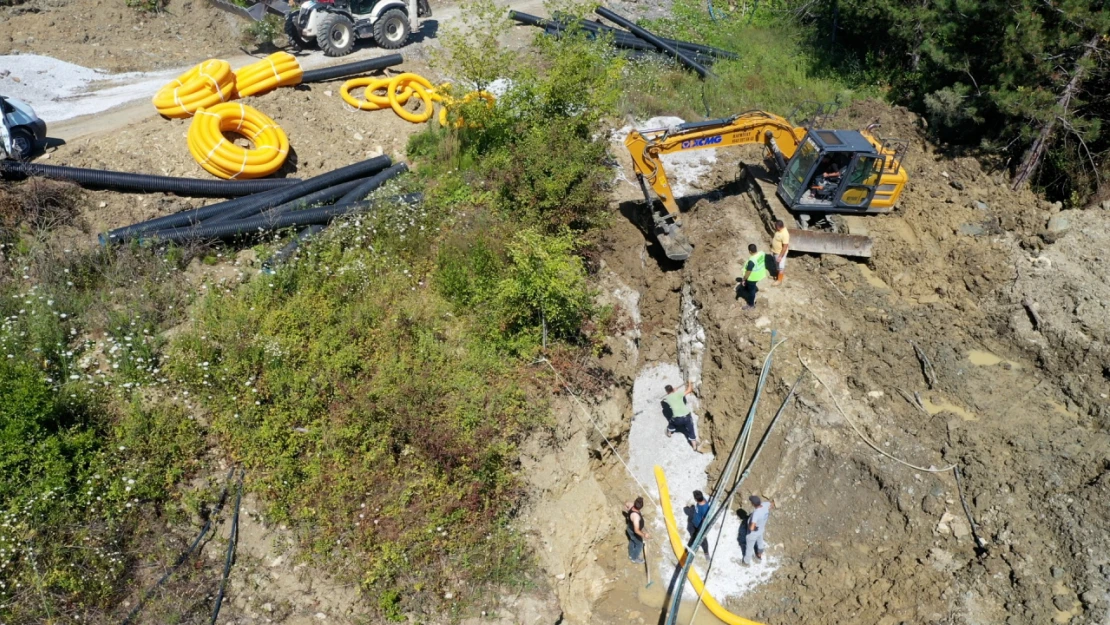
[736,243,768,310]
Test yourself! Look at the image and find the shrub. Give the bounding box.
[240,14,286,49]
[495,228,593,347]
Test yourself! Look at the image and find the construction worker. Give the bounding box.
[742,495,773,565]
[771,220,790,283]
[690,490,711,556]
[737,243,769,310]
[625,497,648,563]
[663,382,702,452]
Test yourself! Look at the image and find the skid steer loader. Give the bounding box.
[624,107,909,260]
[211,0,430,56]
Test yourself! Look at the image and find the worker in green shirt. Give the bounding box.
[736,243,769,310]
[663,381,703,452]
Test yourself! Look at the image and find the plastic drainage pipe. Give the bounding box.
[144,164,411,242]
[202,176,370,225]
[595,7,713,78]
[300,54,404,83]
[0,160,299,197]
[510,11,737,60]
[103,156,392,243]
[264,225,326,271]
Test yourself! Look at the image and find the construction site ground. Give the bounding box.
[3,1,1109,622]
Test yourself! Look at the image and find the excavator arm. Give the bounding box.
[625,111,806,220]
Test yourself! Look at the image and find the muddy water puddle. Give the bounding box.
[967,349,1021,369]
[920,394,978,421]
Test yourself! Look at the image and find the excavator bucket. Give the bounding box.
[209,0,288,21]
[787,228,873,257]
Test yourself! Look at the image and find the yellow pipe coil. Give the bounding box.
[233,51,304,99]
[187,102,289,179]
[654,465,766,625]
[152,59,236,119]
[340,72,494,127]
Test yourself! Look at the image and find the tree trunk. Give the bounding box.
[1011,34,1100,190]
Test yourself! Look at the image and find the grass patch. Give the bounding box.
[617,0,868,120]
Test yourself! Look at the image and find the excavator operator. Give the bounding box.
[812,154,848,199]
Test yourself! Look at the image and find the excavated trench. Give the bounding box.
[525,101,1110,625]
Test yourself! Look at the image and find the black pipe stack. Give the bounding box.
[509,8,735,76]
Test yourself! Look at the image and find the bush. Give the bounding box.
[495,228,593,347]
[240,14,286,49]
[167,213,539,618]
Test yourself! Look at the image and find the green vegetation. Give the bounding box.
[240,13,286,49]
[620,8,864,119]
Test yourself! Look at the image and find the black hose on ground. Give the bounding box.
[595,7,713,78]
[300,54,404,83]
[103,156,393,243]
[144,166,412,243]
[209,469,243,625]
[0,160,299,197]
[335,163,409,205]
[201,177,369,225]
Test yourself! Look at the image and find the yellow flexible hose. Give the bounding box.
[153,60,236,119]
[233,52,304,98]
[654,466,765,625]
[340,77,415,111]
[187,103,288,179]
[340,73,495,127]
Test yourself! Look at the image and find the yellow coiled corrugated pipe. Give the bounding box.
[153,53,304,117]
[153,60,237,119]
[340,72,494,126]
[233,52,304,99]
[187,103,289,179]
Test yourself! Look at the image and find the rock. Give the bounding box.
[949,180,964,190]
[555,573,565,580]
[935,511,957,535]
[1050,201,1063,212]
[867,390,884,398]
[1053,595,1073,611]
[1046,213,1072,235]
[959,223,987,237]
[974,200,989,211]
[0,69,9,78]
[941,171,949,179]
[315,612,327,620]
[1052,566,1065,579]
[323,90,333,97]
[262,603,274,612]
[1100,199,1110,210]
[352,132,363,141]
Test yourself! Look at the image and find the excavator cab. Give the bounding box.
[776,130,888,214]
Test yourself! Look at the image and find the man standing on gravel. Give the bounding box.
[625,497,649,563]
[663,382,703,452]
[737,243,769,310]
[771,220,790,283]
[742,494,773,565]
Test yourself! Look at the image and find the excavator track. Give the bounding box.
[741,162,874,258]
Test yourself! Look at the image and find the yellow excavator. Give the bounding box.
[624,110,909,260]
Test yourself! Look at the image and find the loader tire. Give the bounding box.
[373,8,410,49]
[318,13,356,57]
[284,12,311,51]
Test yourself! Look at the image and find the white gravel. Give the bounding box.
[612,116,719,197]
[0,54,183,123]
[629,362,777,603]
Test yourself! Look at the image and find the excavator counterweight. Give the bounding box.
[623,111,908,260]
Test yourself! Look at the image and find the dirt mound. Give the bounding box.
[1,0,243,72]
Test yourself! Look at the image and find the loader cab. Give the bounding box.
[777,130,886,213]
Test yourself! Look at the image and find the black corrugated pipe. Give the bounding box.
[263,225,326,272]
[0,160,299,197]
[595,7,713,78]
[336,163,409,205]
[201,176,371,225]
[300,54,404,83]
[144,193,414,244]
[510,11,737,60]
[102,156,392,244]
[144,165,412,242]
[547,23,718,65]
